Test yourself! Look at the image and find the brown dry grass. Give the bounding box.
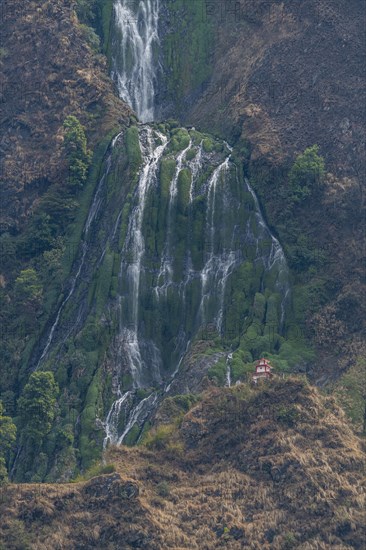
[0,379,365,549]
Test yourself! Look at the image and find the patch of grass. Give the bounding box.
[142,424,180,452]
[333,358,366,431]
[156,481,170,497]
[72,461,116,482]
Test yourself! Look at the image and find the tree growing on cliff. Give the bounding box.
[288,144,325,202]
[0,401,16,484]
[63,115,92,190]
[17,372,59,441]
[14,268,43,315]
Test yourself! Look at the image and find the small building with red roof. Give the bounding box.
[252,358,274,383]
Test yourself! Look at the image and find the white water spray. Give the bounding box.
[112,0,160,122]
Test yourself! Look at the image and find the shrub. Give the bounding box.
[125,126,142,171]
[14,268,43,313]
[276,406,299,427]
[75,0,97,24]
[143,424,176,451]
[0,456,8,485]
[0,47,8,60]
[63,116,92,190]
[282,531,298,549]
[79,24,100,52]
[288,145,325,202]
[156,481,170,497]
[72,462,116,482]
[17,372,59,440]
[0,401,16,456]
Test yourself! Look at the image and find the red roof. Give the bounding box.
[256,358,273,367]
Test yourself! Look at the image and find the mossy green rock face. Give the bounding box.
[31,123,298,474]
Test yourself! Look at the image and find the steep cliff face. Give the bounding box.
[1,0,364,485]
[0,0,131,232]
[160,0,365,177]
[1,380,365,549]
[158,0,365,378]
[12,121,303,480]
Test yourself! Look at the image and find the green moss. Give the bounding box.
[222,261,257,345]
[186,148,196,161]
[123,423,140,446]
[202,138,214,153]
[177,169,192,211]
[119,200,132,249]
[125,125,142,171]
[253,292,266,321]
[164,0,213,111]
[93,249,114,317]
[97,0,114,56]
[160,159,176,198]
[208,357,227,385]
[79,369,102,468]
[169,128,190,153]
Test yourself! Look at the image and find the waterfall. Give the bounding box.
[117,392,157,445]
[155,139,192,297]
[112,0,160,122]
[245,179,290,330]
[189,141,203,199]
[225,353,233,387]
[199,156,238,332]
[60,0,292,448]
[103,390,132,448]
[119,126,168,386]
[35,151,115,369]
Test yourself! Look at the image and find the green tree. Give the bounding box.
[75,0,97,25]
[80,24,100,52]
[288,144,325,202]
[17,372,59,440]
[14,268,43,313]
[63,115,92,190]
[0,401,16,456]
[0,401,16,484]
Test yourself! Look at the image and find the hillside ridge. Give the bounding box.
[1,379,365,549]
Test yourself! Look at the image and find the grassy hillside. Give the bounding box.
[1,379,365,549]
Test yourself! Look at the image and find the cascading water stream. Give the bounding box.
[35,152,115,369]
[103,127,168,446]
[155,139,192,297]
[112,0,160,122]
[199,156,238,332]
[226,353,233,387]
[101,0,291,446]
[245,180,290,330]
[119,127,168,385]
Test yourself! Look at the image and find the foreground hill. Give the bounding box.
[1,378,364,549]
